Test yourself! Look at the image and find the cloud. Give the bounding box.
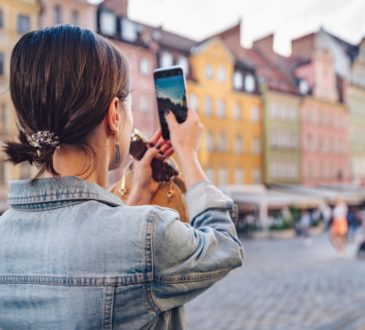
[128,0,365,54]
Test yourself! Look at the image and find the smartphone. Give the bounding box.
[153,66,188,140]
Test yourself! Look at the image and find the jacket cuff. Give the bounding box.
[185,181,235,220]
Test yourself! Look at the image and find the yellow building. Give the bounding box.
[187,37,263,186]
[0,0,40,208]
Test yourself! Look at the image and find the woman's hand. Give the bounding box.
[164,108,204,162]
[164,109,207,189]
[126,130,173,205]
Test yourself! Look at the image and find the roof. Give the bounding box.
[209,21,299,94]
[326,30,359,62]
[292,28,359,63]
[138,23,197,53]
[243,48,299,94]
[200,21,255,71]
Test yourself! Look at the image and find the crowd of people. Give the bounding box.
[298,200,365,257]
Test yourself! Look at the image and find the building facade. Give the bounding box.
[40,0,96,30]
[187,38,263,186]
[348,38,365,184]
[0,0,40,209]
[293,41,351,185]
[218,23,301,185]
[97,4,160,139]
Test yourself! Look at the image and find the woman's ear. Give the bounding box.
[105,97,121,136]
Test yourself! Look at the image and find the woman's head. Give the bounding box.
[5,24,132,178]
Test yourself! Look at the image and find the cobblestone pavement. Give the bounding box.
[185,232,365,330]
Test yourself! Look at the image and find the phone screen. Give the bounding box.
[154,67,188,140]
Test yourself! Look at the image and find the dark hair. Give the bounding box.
[4,24,129,177]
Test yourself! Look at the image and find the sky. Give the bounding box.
[155,76,185,105]
[91,0,365,56]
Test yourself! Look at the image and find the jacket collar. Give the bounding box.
[8,176,123,210]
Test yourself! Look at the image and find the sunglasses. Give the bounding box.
[129,129,179,182]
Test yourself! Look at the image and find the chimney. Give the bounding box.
[291,33,315,59]
[218,19,242,51]
[253,33,274,55]
[102,0,129,17]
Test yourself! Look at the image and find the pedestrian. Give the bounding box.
[320,202,332,231]
[347,207,358,243]
[300,209,311,245]
[0,25,243,329]
[329,198,348,256]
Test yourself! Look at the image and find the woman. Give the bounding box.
[330,198,348,256]
[0,25,243,329]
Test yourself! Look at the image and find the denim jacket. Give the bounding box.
[0,176,243,329]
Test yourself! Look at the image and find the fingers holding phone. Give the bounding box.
[164,108,204,160]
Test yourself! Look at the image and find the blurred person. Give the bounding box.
[320,202,332,231]
[300,209,311,245]
[347,207,358,243]
[329,198,348,256]
[0,25,243,329]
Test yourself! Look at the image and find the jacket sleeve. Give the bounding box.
[151,181,244,312]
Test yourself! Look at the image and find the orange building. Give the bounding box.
[187,37,263,185]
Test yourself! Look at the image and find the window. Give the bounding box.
[299,79,309,95]
[217,67,226,82]
[307,162,313,178]
[306,133,312,150]
[0,103,6,131]
[252,137,261,154]
[204,96,212,116]
[252,169,261,184]
[233,71,243,90]
[305,108,311,122]
[72,10,80,26]
[160,51,173,68]
[219,168,227,186]
[328,138,333,153]
[177,56,189,75]
[0,9,4,28]
[100,11,116,35]
[233,102,241,119]
[17,15,30,34]
[189,93,198,111]
[329,163,334,178]
[270,103,277,118]
[121,19,138,42]
[217,99,225,118]
[234,134,243,153]
[278,105,286,120]
[139,96,149,113]
[0,161,5,185]
[139,58,149,75]
[53,5,62,25]
[235,169,244,184]
[205,63,213,79]
[219,133,226,151]
[251,106,260,122]
[0,53,4,76]
[244,74,256,93]
[206,131,214,151]
[290,107,297,121]
[319,162,324,178]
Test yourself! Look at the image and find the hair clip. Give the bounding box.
[27,130,60,149]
